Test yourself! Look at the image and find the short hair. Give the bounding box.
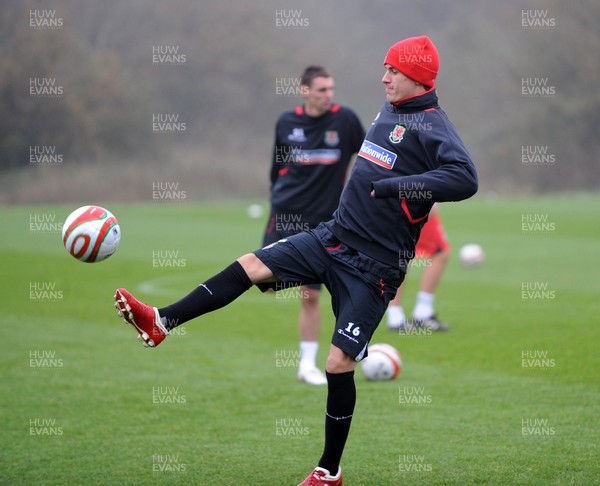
[300,65,332,87]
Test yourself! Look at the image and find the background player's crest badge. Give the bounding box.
[324,130,339,147]
[389,124,407,144]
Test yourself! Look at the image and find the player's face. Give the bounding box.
[303,76,334,116]
[382,65,421,104]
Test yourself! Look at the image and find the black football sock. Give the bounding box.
[318,370,356,475]
[158,261,252,330]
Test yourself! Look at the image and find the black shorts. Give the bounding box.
[254,222,404,361]
[262,211,322,291]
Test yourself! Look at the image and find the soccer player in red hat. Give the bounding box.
[114,35,477,485]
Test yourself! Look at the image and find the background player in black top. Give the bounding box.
[264,66,364,385]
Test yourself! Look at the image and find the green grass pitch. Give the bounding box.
[2,194,599,485]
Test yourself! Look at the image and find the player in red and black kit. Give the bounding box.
[114,36,477,485]
[264,66,365,385]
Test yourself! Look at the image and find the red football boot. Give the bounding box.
[298,467,342,486]
[114,288,168,347]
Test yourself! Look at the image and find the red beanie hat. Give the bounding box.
[384,36,439,88]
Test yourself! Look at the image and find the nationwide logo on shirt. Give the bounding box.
[292,149,341,165]
[358,140,397,170]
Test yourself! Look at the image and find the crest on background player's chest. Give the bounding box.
[324,130,339,147]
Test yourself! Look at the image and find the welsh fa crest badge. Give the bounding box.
[324,130,339,147]
[389,123,407,144]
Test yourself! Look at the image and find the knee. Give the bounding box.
[300,287,320,306]
[434,248,451,265]
[326,347,356,374]
[237,253,273,283]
